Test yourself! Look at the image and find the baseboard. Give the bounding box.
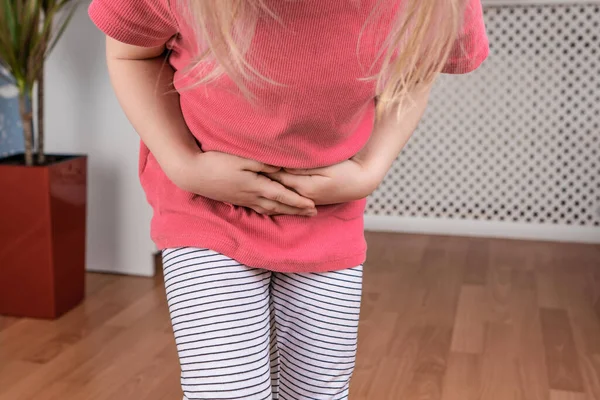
[364,215,600,244]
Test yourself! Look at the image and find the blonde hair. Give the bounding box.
[178,0,467,118]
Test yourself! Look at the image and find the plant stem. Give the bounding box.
[19,93,34,166]
[36,63,45,165]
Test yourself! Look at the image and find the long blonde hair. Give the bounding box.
[177,0,467,118]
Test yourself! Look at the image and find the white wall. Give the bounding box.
[44,4,156,276]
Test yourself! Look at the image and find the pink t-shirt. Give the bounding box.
[89,0,489,273]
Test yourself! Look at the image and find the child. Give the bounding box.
[89,0,488,398]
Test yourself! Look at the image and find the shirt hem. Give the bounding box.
[155,233,367,273]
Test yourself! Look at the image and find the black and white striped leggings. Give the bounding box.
[161,247,363,400]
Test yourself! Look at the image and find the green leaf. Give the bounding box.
[19,0,41,66]
[2,0,17,47]
[0,0,77,96]
[46,2,78,55]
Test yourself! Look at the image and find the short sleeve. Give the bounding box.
[442,0,489,74]
[88,0,178,47]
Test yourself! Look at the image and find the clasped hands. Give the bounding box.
[169,150,384,217]
[264,159,381,215]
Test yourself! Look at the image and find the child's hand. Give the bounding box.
[169,151,317,216]
[266,158,382,205]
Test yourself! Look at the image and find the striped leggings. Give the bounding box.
[161,248,363,400]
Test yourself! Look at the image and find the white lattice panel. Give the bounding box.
[367,3,600,229]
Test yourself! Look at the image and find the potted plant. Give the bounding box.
[0,0,85,319]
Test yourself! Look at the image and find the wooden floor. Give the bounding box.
[1,232,599,400]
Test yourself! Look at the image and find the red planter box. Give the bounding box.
[0,154,87,319]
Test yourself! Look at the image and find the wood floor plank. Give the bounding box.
[510,269,550,400]
[361,354,415,400]
[2,275,158,365]
[0,318,56,362]
[409,236,464,329]
[22,330,88,365]
[29,311,170,400]
[356,310,399,371]
[512,269,536,291]
[0,281,165,400]
[104,286,167,329]
[486,244,515,324]
[153,371,182,400]
[549,390,588,400]
[364,231,430,268]
[0,360,40,398]
[555,265,600,399]
[450,285,486,354]
[480,322,524,400]
[401,326,453,400]
[540,308,585,393]
[85,272,119,296]
[0,324,124,400]
[463,238,490,285]
[555,267,600,356]
[154,367,186,400]
[490,239,536,272]
[594,298,600,325]
[441,352,481,400]
[536,269,563,309]
[347,366,372,399]
[364,326,422,400]
[359,239,449,400]
[577,354,600,400]
[0,316,20,332]
[46,331,173,400]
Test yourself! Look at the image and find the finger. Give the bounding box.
[266,171,305,189]
[258,177,315,209]
[244,159,281,174]
[267,172,318,200]
[284,167,326,176]
[251,206,270,215]
[258,163,281,174]
[256,198,317,216]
